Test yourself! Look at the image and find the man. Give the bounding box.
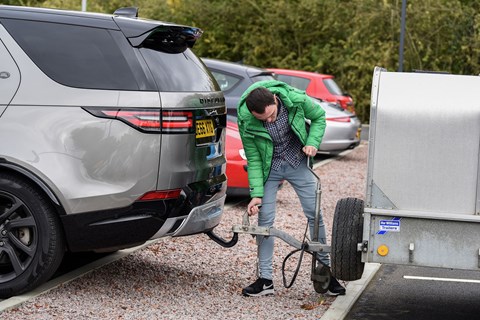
[237,80,346,297]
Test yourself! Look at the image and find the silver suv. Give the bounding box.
[0,5,226,297]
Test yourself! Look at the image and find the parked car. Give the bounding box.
[309,98,361,153]
[0,5,227,298]
[268,68,356,114]
[225,116,249,197]
[226,115,285,197]
[203,58,276,116]
[203,58,360,154]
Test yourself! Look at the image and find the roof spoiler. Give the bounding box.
[113,7,138,18]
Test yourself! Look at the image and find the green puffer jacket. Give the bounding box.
[237,80,326,198]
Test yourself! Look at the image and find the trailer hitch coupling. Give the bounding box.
[206,158,332,293]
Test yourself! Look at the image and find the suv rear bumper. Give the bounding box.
[61,178,227,252]
[153,195,226,238]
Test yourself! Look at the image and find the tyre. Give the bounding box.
[0,173,65,298]
[331,197,365,281]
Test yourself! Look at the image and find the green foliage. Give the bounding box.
[4,0,479,123]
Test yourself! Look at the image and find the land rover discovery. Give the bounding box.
[0,5,227,298]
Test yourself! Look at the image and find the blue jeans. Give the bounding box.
[257,158,328,280]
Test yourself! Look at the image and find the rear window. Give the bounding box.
[210,71,240,91]
[252,74,275,83]
[140,48,218,92]
[323,78,344,95]
[1,19,148,90]
[275,74,310,91]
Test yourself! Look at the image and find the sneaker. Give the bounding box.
[242,278,274,297]
[326,277,346,296]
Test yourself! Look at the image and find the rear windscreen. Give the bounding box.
[323,78,344,95]
[140,48,219,92]
[275,74,310,91]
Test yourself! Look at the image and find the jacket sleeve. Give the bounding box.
[303,97,326,148]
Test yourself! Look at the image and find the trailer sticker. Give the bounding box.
[377,217,401,234]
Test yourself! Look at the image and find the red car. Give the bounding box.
[268,68,355,114]
[225,117,249,197]
[225,116,286,197]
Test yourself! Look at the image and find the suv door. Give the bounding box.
[0,31,20,116]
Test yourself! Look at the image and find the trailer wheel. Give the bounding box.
[331,197,364,281]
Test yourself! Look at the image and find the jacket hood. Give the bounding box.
[237,80,295,122]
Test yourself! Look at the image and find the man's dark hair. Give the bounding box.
[245,87,275,114]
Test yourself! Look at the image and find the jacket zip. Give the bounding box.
[288,107,307,145]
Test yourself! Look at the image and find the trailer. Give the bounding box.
[331,67,480,281]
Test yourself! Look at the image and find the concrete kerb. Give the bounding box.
[321,263,381,320]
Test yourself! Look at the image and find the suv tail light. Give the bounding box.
[161,111,193,133]
[83,108,193,134]
[103,110,161,131]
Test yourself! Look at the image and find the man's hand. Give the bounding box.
[247,197,262,216]
[303,146,318,157]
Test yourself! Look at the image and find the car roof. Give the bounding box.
[268,68,334,80]
[0,5,200,41]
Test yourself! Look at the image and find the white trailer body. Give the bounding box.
[331,67,480,280]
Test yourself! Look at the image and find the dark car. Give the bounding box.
[203,58,275,116]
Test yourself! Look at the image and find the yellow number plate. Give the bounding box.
[196,119,215,138]
[356,127,362,139]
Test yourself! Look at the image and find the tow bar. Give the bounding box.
[206,158,331,293]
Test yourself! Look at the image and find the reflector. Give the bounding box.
[139,189,182,201]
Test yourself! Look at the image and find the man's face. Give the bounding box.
[251,98,278,123]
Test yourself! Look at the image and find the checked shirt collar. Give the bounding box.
[263,97,305,171]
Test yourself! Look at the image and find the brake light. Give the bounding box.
[83,108,194,134]
[139,189,182,201]
[103,110,161,130]
[326,116,351,123]
[162,111,193,133]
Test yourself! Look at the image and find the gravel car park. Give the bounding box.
[0,5,227,298]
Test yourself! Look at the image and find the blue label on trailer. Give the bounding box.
[377,217,401,234]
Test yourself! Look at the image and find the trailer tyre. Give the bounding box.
[331,197,364,281]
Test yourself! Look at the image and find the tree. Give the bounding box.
[4,0,479,123]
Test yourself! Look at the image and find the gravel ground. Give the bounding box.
[1,143,367,320]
